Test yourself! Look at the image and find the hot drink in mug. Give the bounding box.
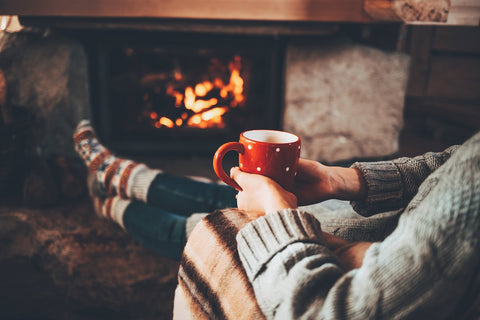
[213,130,301,191]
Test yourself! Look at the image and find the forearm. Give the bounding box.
[295,160,368,206]
[237,204,476,320]
[351,145,459,216]
[237,209,376,319]
[236,209,342,319]
[237,136,477,320]
[327,166,367,201]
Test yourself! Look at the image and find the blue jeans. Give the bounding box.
[123,173,237,260]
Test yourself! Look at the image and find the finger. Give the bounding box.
[236,191,246,210]
[230,166,251,188]
[295,158,318,181]
[230,167,242,188]
[230,166,240,178]
[296,159,312,174]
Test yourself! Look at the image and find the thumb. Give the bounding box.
[230,166,242,184]
[230,167,252,189]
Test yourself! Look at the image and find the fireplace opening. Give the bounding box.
[85,30,283,156]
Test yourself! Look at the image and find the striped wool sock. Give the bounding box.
[73,120,161,201]
[92,196,130,229]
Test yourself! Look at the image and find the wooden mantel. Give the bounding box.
[0,0,375,23]
[0,0,478,25]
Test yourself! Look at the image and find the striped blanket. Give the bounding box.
[173,208,264,320]
[172,208,377,320]
[173,204,480,320]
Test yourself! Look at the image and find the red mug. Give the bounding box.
[213,130,301,191]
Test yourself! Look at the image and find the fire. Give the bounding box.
[187,107,228,128]
[144,55,245,129]
[184,87,196,110]
[195,81,214,97]
[156,117,174,128]
[166,86,184,107]
[192,98,217,113]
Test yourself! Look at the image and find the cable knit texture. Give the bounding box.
[350,145,459,216]
[237,132,480,320]
[129,166,162,202]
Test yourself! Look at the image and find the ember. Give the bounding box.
[137,54,245,130]
[90,32,279,154]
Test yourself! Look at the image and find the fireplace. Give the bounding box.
[84,30,283,156]
[5,17,410,165]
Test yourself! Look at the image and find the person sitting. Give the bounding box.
[74,120,480,319]
[227,131,480,319]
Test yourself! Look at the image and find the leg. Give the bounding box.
[124,201,187,260]
[146,173,237,216]
[94,195,207,260]
[74,120,237,215]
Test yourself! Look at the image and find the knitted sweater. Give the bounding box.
[237,132,480,320]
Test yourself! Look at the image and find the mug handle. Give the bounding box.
[213,142,245,191]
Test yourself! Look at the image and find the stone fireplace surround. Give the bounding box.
[3,18,409,165]
[0,19,409,320]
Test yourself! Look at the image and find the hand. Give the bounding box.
[294,159,367,205]
[230,167,297,219]
[294,159,337,205]
[322,232,373,271]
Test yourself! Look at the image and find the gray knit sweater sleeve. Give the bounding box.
[350,145,459,216]
[237,133,480,320]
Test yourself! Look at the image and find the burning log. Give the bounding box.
[138,55,245,130]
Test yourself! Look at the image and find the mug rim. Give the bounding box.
[241,129,300,144]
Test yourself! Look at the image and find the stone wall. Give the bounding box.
[283,36,409,163]
[0,29,90,159]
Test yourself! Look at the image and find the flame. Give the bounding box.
[195,81,213,97]
[191,98,218,113]
[188,114,203,127]
[220,88,228,98]
[167,86,184,107]
[157,117,174,128]
[201,107,228,121]
[173,70,182,81]
[187,107,228,128]
[184,87,195,110]
[148,55,244,129]
[214,78,225,88]
[230,69,244,103]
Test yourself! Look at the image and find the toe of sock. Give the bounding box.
[77,119,92,130]
[73,120,96,139]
